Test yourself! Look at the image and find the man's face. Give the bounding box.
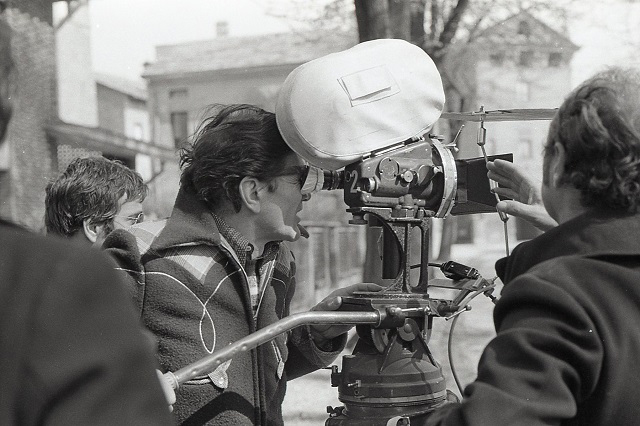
[254,153,310,244]
[91,195,144,247]
[112,197,144,230]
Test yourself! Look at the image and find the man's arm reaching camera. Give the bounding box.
[487,159,558,232]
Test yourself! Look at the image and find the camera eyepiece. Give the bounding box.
[301,167,344,194]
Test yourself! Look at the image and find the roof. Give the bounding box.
[46,120,175,161]
[473,10,578,51]
[94,72,148,101]
[143,30,359,78]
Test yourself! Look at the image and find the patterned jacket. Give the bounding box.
[105,189,345,425]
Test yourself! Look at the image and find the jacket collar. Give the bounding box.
[496,210,640,283]
[150,187,223,251]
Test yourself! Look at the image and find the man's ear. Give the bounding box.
[238,176,262,214]
[551,142,567,187]
[82,219,104,244]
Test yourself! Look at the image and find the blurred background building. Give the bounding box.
[1,0,578,309]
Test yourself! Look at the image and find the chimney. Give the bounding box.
[216,21,229,38]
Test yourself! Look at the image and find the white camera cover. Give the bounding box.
[276,39,445,170]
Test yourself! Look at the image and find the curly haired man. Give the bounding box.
[45,156,147,246]
[427,68,640,425]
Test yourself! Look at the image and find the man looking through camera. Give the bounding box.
[425,67,640,425]
[105,103,380,425]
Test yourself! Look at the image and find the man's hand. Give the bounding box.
[309,283,383,345]
[156,370,176,412]
[487,159,558,232]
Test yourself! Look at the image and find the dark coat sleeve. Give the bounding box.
[424,269,602,426]
[5,233,173,426]
[103,228,146,311]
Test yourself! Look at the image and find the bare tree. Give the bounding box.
[264,0,580,279]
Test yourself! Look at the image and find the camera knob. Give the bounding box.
[401,170,414,183]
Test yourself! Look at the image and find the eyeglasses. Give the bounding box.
[114,212,145,226]
[275,165,328,196]
[277,165,309,187]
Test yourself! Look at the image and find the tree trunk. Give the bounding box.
[354,0,389,41]
[388,0,411,40]
[410,0,427,45]
[354,0,472,282]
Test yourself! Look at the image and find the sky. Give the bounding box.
[88,0,290,82]
[85,0,640,89]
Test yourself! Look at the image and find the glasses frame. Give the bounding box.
[113,211,145,226]
[274,165,310,189]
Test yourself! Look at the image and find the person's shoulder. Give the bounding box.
[104,219,168,256]
[0,222,120,291]
[1,221,100,260]
[502,254,622,303]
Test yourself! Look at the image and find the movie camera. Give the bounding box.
[162,39,555,425]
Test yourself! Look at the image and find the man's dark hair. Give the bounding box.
[545,67,640,212]
[0,17,14,141]
[45,156,148,237]
[179,104,294,212]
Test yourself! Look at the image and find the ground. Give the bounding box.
[282,242,508,425]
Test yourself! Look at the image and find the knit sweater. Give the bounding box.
[105,189,346,425]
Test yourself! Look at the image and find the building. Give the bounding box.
[0,0,173,230]
[442,10,578,243]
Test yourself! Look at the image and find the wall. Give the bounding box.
[54,1,97,127]
[0,4,56,230]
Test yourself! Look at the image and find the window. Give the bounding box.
[170,111,188,148]
[519,50,534,67]
[548,52,562,67]
[489,52,505,66]
[133,123,143,140]
[169,88,188,99]
[517,20,531,37]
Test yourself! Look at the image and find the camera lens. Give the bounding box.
[322,170,344,190]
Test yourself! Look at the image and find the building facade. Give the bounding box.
[443,11,578,243]
[0,0,172,230]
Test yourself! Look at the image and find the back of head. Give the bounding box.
[0,16,14,142]
[45,157,148,237]
[547,67,640,213]
[179,104,293,212]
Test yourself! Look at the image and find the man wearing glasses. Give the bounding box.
[104,103,379,425]
[44,156,147,246]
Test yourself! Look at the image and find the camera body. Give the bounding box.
[274,39,506,424]
[314,134,512,220]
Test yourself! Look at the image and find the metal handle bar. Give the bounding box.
[163,310,383,390]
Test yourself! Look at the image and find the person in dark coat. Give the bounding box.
[0,15,173,426]
[105,104,380,425]
[425,67,640,425]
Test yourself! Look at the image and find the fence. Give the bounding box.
[289,221,366,311]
